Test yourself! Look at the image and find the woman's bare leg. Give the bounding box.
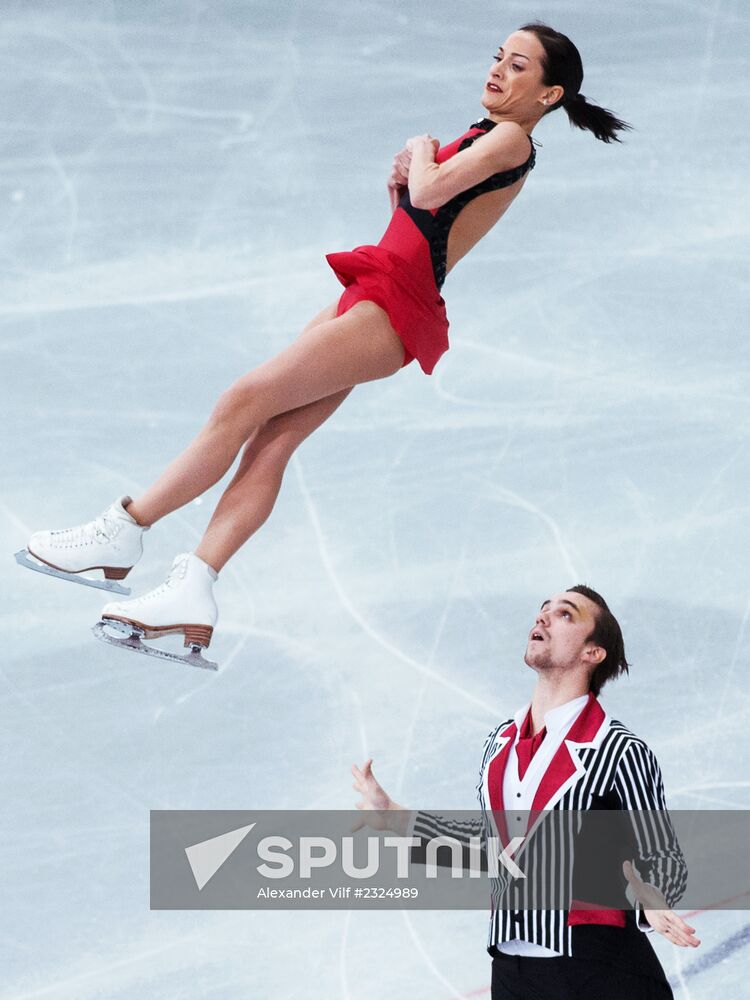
[194,303,349,571]
[126,300,405,527]
[194,387,351,571]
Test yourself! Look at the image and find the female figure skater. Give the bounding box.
[19,23,630,667]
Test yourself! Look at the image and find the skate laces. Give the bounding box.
[166,553,190,585]
[51,505,120,546]
[125,554,190,607]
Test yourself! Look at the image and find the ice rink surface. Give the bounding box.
[2,0,749,996]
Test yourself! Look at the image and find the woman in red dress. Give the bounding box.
[20,23,630,665]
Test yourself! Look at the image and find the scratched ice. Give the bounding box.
[1,2,748,998]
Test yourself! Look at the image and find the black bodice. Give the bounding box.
[400,119,536,290]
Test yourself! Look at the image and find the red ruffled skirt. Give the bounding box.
[325,245,449,375]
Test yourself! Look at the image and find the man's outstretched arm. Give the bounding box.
[615,740,699,948]
[351,759,485,846]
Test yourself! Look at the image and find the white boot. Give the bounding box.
[22,496,148,588]
[101,552,218,650]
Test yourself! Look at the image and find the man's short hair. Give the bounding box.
[567,585,629,695]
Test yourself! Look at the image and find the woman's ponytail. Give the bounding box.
[560,92,632,144]
[520,22,632,143]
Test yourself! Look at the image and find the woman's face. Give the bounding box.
[481,30,554,120]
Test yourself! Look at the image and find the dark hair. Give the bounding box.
[519,22,632,143]
[567,584,629,695]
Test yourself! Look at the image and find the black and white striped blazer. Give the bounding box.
[412,693,687,960]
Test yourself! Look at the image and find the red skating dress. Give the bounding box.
[326,119,536,374]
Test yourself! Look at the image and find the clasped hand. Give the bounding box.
[388,134,440,190]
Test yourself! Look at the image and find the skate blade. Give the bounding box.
[92,620,218,671]
[14,549,131,596]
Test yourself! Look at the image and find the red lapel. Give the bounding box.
[487,721,517,847]
[530,693,605,812]
[487,722,516,814]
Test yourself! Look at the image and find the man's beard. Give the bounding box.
[524,646,555,671]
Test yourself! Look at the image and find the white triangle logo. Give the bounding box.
[185,823,256,891]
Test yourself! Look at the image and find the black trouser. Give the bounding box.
[491,953,674,1000]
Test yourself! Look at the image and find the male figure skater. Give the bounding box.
[352,585,700,999]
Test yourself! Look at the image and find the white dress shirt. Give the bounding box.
[497,694,589,958]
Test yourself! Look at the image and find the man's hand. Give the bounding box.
[623,861,701,948]
[351,759,410,835]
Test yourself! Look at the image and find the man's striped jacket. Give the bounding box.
[412,693,687,965]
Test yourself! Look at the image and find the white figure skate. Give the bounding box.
[92,552,219,670]
[16,496,148,595]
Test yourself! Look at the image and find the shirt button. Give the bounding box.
[516,793,521,798]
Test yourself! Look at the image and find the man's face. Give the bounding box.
[524,591,604,674]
